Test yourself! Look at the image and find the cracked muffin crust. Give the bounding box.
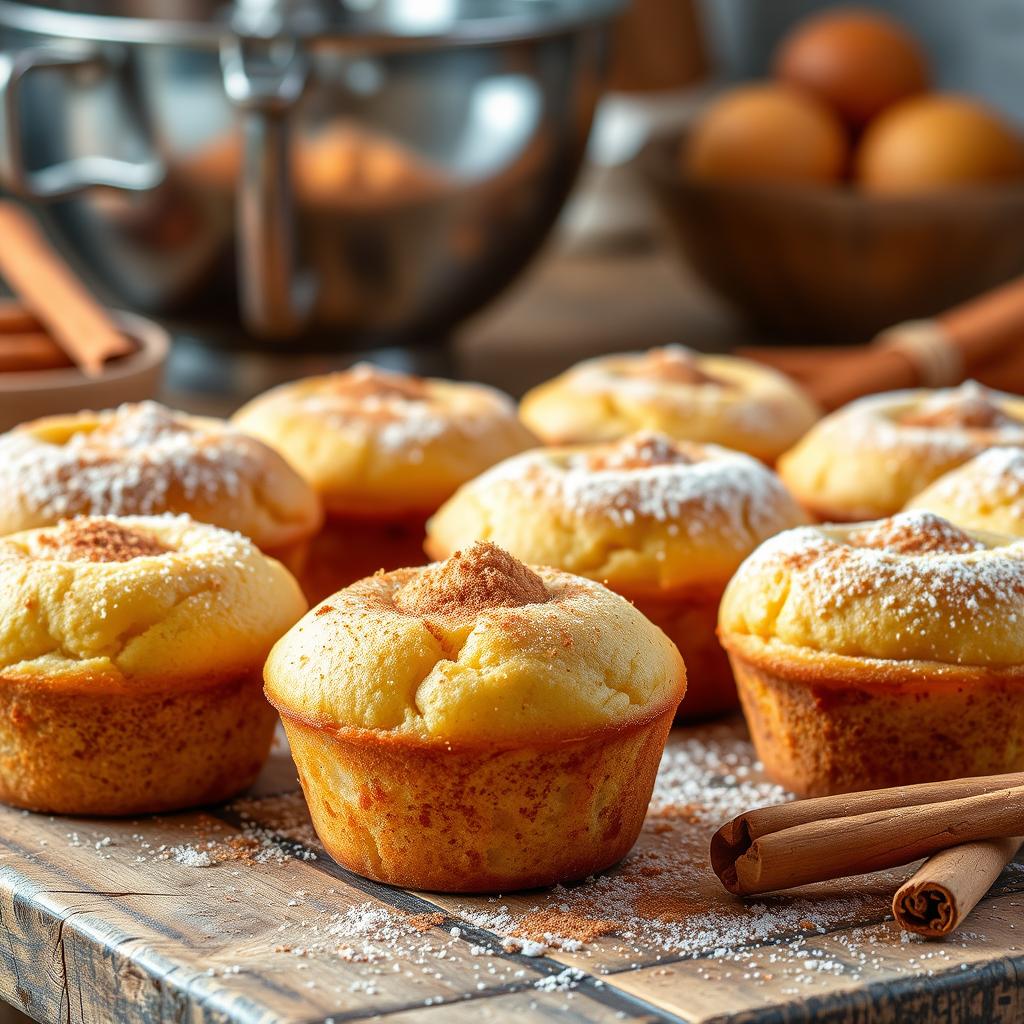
[425,432,807,719]
[265,542,685,891]
[718,511,1024,795]
[519,346,820,463]
[0,401,323,573]
[0,514,307,814]
[777,382,1024,521]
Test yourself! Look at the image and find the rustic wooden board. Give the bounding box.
[0,720,1022,1024]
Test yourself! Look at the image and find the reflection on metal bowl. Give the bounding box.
[0,0,619,343]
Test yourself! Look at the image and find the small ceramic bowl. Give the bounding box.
[0,310,169,431]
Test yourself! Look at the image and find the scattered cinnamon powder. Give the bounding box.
[315,604,335,616]
[847,512,985,556]
[393,542,548,620]
[406,912,445,932]
[33,518,170,562]
[510,909,618,945]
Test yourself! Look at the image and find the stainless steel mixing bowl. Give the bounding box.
[0,0,619,342]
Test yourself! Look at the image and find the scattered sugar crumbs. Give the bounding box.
[50,719,1015,1003]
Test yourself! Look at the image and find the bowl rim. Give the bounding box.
[0,0,624,50]
[0,308,169,393]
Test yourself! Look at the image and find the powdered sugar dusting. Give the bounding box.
[0,402,265,520]
[481,434,800,539]
[293,363,519,459]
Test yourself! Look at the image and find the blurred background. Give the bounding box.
[2,0,1024,413]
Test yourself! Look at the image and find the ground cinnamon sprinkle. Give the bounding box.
[584,432,694,472]
[34,518,170,562]
[847,512,984,556]
[315,604,335,616]
[394,541,548,620]
[900,387,1018,430]
[619,347,725,389]
[327,364,428,403]
[510,909,618,944]
[406,912,445,932]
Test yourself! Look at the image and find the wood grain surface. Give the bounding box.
[0,721,1022,1024]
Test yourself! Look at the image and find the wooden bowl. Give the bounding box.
[0,310,169,431]
[639,136,1024,343]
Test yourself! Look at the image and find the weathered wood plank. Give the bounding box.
[2,721,1024,1023]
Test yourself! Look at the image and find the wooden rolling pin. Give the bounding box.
[742,274,1024,409]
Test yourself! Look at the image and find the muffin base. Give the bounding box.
[299,515,429,605]
[725,636,1024,796]
[635,594,737,721]
[0,670,276,815]
[278,708,675,892]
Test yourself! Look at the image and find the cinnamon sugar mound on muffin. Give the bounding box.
[846,511,985,556]
[326,363,429,404]
[618,346,726,388]
[395,542,548,619]
[34,518,170,562]
[584,432,695,472]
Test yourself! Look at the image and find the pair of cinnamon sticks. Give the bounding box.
[711,774,1024,938]
[0,201,133,376]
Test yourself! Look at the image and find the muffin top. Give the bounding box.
[0,515,306,690]
[0,402,323,551]
[719,511,1024,668]
[264,541,686,744]
[427,432,807,597]
[232,364,537,517]
[778,382,1024,521]
[519,345,819,463]
[906,446,1024,538]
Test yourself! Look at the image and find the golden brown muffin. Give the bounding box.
[778,382,1024,522]
[0,515,306,815]
[264,541,685,892]
[906,446,1024,537]
[0,402,323,574]
[426,432,807,720]
[718,511,1024,796]
[519,345,819,463]
[232,364,537,602]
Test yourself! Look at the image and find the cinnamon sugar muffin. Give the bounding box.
[426,432,807,719]
[719,511,1024,796]
[0,402,322,573]
[519,346,819,463]
[0,515,306,814]
[232,364,536,601]
[778,382,1024,522]
[264,542,685,891]
[906,446,1024,538]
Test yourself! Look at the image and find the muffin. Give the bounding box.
[719,510,1024,796]
[519,345,819,463]
[778,382,1024,522]
[264,541,685,892]
[0,515,306,815]
[426,432,806,720]
[232,364,536,601]
[906,446,1024,537]
[0,402,323,574]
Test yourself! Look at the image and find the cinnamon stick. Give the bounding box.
[893,836,1023,939]
[711,775,1024,896]
[0,332,73,372]
[0,202,133,376]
